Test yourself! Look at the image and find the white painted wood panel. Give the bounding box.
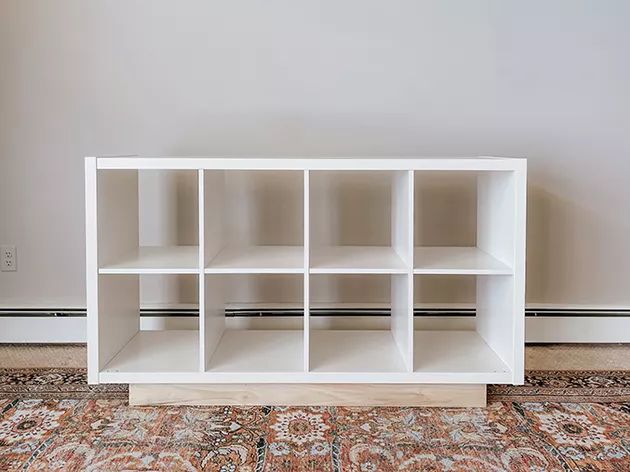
[207,330,303,373]
[414,330,510,375]
[102,330,198,373]
[97,275,140,371]
[391,171,413,264]
[310,330,407,373]
[198,170,206,371]
[202,274,225,370]
[96,169,138,269]
[413,247,511,275]
[391,274,412,371]
[203,170,225,265]
[205,245,304,273]
[85,157,99,383]
[303,170,311,372]
[310,246,407,274]
[99,246,199,274]
[97,156,524,172]
[100,367,511,384]
[511,164,527,384]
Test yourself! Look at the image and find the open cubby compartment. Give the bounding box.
[96,169,199,274]
[203,170,304,274]
[308,274,413,374]
[309,170,413,274]
[413,171,513,275]
[413,274,519,383]
[202,274,305,374]
[97,274,199,383]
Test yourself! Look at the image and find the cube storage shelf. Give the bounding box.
[86,156,526,387]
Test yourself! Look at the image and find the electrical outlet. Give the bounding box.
[1,245,17,271]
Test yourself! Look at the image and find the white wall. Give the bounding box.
[1,1,629,308]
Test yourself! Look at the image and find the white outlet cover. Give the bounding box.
[1,245,17,271]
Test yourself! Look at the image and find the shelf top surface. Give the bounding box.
[92,156,526,171]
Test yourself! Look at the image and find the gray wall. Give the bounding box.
[1,1,629,308]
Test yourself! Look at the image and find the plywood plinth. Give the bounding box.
[129,383,486,407]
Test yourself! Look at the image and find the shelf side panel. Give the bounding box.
[513,165,527,383]
[85,157,99,383]
[97,169,139,267]
[98,275,140,371]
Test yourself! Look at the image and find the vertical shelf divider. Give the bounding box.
[303,170,311,372]
[198,169,206,372]
[390,170,415,371]
[407,170,415,371]
[200,170,227,371]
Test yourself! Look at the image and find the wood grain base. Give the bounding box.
[129,383,487,407]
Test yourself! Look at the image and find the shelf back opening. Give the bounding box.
[203,170,305,273]
[309,170,413,273]
[413,171,514,275]
[97,274,200,380]
[413,274,515,383]
[201,274,304,373]
[97,169,199,274]
[308,274,412,373]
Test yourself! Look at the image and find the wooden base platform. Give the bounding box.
[129,383,486,407]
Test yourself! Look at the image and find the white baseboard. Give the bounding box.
[0,309,628,343]
[0,317,87,343]
[524,316,630,343]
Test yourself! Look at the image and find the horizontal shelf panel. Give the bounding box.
[99,246,199,274]
[207,330,303,373]
[99,370,511,384]
[413,247,512,275]
[101,330,198,374]
[205,246,304,274]
[98,329,511,383]
[414,330,511,378]
[310,246,408,274]
[310,330,407,373]
[97,156,525,171]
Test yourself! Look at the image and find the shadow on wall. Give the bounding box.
[526,185,614,305]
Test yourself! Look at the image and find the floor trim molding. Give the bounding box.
[0,307,629,343]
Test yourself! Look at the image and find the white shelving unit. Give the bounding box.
[86,156,526,389]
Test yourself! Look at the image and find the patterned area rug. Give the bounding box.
[1,368,628,403]
[0,369,628,471]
